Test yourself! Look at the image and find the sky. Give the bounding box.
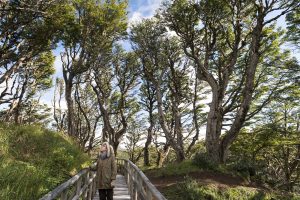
[127,0,162,23]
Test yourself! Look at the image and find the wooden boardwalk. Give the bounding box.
[93,174,131,200]
[40,159,166,200]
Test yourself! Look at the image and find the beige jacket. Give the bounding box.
[93,143,117,189]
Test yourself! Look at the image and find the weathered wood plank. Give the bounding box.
[93,174,131,200]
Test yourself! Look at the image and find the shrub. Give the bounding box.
[0,123,91,200]
[228,159,256,179]
[193,152,217,170]
[145,160,200,177]
[178,176,300,200]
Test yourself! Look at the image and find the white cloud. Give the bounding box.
[129,11,144,24]
[128,0,163,25]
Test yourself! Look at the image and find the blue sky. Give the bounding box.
[127,0,162,23]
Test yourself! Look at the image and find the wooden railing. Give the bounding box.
[117,159,167,200]
[40,159,167,200]
[40,166,97,200]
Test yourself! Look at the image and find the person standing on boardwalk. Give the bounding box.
[91,142,117,200]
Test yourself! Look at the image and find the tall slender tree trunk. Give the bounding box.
[156,82,185,162]
[112,141,119,156]
[14,74,29,124]
[174,111,185,162]
[144,107,154,166]
[65,79,75,136]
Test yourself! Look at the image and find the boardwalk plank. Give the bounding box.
[93,174,131,200]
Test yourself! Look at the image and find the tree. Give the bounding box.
[3,51,55,123]
[73,79,101,152]
[19,99,52,125]
[161,0,300,163]
[139,78,157,166]
[286,6,300,48]
[0,0,68,105]
[53,78,67,132]
[91,48,140,154]
[230,102,300,191]
[125,118,145,164]
[131,18,206,162]
[60,0,128,136]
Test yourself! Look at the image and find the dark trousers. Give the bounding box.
[99,189,113,200]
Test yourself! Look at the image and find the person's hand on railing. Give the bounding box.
[111,180,116,188]
[89,162,97,171]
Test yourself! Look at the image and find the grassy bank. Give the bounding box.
[144,160,300,200]
[0,123,91,200]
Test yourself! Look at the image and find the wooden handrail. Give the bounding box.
[40,166,97,200]
[40,159,166,200]
[117,158,167,200]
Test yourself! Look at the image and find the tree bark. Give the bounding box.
[64,77,75,136]
[156,78,185,162]
[14,72,29,124]
[156,145,170,167]
[219,12,264,163]
[144,109,153,166]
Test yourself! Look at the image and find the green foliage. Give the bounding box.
[61,0,127,50]
[159,184,186,200]
[185,141,206,159]
[176,177,300,200]
[229,117,300,191]
[145,160,200,177]
[227,158,256,181]
[0,123,91,200]
[193,152,218,170]
[286,6,300,47]
[31,51,56,91]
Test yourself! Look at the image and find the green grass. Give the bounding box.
[142,159,300,200]
[162,176,300,200]
[144,159,201,177]
[0,123,91,200]
[161,184,187,200]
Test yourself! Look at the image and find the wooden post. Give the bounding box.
[88,182,93,200]
[133,169,138,200]
[92,173,97,198]
[126,161,131,196]
[76,176,82,196]
[83,171,89,200]
[131,165,134,198]
[146,185,153,200]
[88,172,95,200]
[136,174,141,199]
[60,190,68,200]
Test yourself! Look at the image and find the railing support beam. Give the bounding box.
[117,158,167,200]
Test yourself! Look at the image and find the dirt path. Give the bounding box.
[147,171,259,190]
